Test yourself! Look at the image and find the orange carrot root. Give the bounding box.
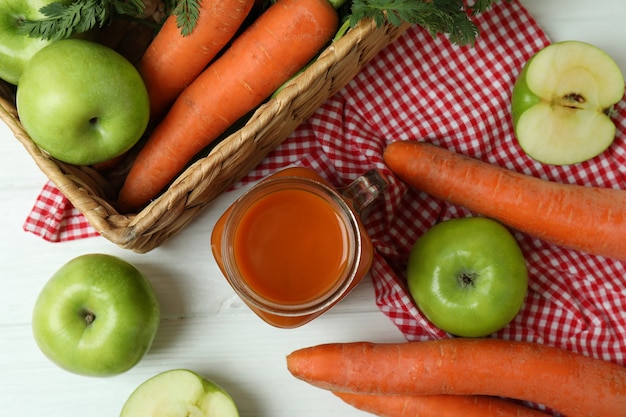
[382,141,626,261]
[286,339,626,417]
[333,392,551,417]
[118,0,339,212]
[139,0,255,122]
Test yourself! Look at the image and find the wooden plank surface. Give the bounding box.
[1,1,625,415]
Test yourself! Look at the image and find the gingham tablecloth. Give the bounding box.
[24,0,626,371]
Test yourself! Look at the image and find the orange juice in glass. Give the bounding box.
[211,167,387,328]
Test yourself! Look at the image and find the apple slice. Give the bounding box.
[120,369,239,417]
[511,40,625,165]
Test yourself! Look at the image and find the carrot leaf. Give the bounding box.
[17,0,145,41]
[348,0,508,46]
[171,0,202,36]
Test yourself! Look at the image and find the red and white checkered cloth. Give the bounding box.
[24,0,626,373]
[24,181,101,241]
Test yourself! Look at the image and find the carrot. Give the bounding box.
[138,0,255,122]
[117,0,339,212]
[333,392,551,417]
[286,339,626,417]
[382,140,626,261]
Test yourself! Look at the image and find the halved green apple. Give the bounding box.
[511,40,625,165]
[119,369,239,417]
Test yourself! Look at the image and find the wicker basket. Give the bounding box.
[0,15,410,253]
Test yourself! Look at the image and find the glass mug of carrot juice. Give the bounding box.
[210,167,388,328]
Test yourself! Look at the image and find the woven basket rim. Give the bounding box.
[0,17,410,252]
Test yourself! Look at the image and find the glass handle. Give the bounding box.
[340,169,389,215]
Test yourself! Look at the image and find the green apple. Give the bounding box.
[407,217,528,338]
[0,0,73,85]
[32,253,160,377]
[16,38,150,165]
[120,369,240,417]
[511,40,625,165]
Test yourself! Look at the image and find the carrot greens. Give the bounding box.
[170,0,202,36]
[16,0,202,40]
[279,0,508,46]
[17,0,148,41]
[349,0,504,45]
[19,0,505,46]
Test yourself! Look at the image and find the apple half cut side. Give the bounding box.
[119,369,240,417]
[511,40,625,165]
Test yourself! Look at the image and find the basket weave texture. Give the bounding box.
[0,15,409,253]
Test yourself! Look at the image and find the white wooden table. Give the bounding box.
[1,1,624,415]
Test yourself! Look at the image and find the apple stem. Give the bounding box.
[80,308,96,326]
[458,271,477,288]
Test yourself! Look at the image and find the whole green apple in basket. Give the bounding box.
[511,40,625,165]
[406,216,528,338]
[120,369,240,417]
[32,253,160,377]
[16,38,150,165]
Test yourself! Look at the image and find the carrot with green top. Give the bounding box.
[118,0,339,212]
[334,392,551,417]
[286,339,626,417]
[138,0,255,122]
[382,140,626,261]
